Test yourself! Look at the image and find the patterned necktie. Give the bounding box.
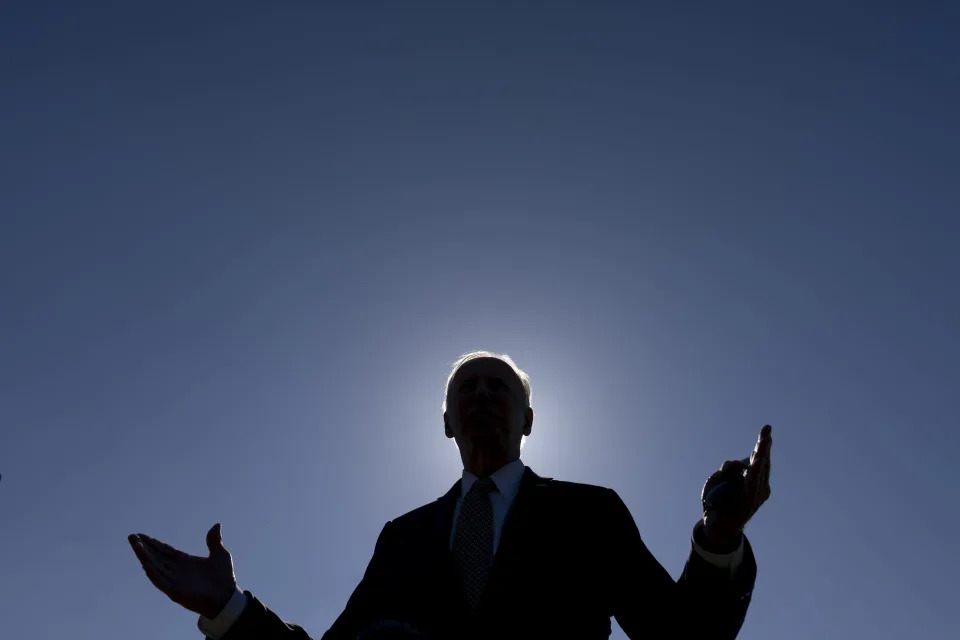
[452,476,497,613]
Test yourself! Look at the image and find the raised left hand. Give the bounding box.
[699,425,773,550]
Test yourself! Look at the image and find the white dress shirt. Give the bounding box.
[198,458,743,638]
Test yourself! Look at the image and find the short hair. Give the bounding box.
[442,350,532,413]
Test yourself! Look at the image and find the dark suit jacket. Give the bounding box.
[216,467,757,640]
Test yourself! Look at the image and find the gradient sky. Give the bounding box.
[2,2,958,638]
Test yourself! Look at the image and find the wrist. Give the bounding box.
[697,520,742,554]
[201,585,239,620]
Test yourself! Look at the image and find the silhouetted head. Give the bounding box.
[442,351,534,475]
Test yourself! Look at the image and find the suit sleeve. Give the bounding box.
[603,489,756,639]
[211,522,396,640]
[321,520,397,639]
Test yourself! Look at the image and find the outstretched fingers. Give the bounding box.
[129,536,177,593]
[138,534,188,560]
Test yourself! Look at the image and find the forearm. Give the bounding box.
[675,528,757,639]
[608,487,756,639]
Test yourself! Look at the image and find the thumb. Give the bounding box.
[206,523,226,556]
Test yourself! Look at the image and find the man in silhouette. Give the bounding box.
[129,351,773,639]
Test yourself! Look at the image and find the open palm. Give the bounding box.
[128,523,237,620]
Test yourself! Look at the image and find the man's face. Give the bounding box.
[444,357,533,457]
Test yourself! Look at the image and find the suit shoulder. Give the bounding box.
[540,478,617,505]
[540,479,638,534]
[544,477,613,495]
[383,496,446,533]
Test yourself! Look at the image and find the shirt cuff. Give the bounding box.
[197,587,248,639]
[691,533,744,576]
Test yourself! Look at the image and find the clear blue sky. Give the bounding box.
[1,2,957,638]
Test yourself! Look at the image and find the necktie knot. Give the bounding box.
[470,477,497,495]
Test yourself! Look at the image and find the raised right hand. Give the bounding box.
[128,523,238,620]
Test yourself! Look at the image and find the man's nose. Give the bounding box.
[472,379,492,398]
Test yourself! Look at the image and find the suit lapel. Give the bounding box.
[429,480,460,562]
[497,466,552,555]
[431,478,461,552]
[428,479,467,615]
[481,467,552,611]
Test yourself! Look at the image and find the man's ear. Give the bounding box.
[522,407,534,437]
[444,412,453,438]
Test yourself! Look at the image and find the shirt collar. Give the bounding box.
[460,458,526,500]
